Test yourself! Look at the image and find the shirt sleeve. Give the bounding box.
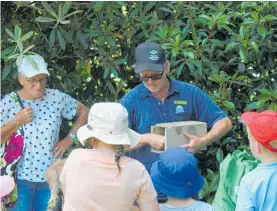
[1,94,16,126]
[120,93,136,130]
[235,180,255,211]
[193,86,227,129]
[136,167,157,204]
[58,91,78,120]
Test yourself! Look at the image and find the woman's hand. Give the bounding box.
[13,106,33,126]
[53,137,73,158]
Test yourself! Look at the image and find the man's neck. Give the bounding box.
[152,78,170,101]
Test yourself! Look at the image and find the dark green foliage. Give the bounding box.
[1,1,277,202]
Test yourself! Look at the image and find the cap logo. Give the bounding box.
[149,50,159,61]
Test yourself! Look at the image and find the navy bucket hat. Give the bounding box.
[151,147,204,198]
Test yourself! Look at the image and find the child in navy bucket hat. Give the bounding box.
[151,147,214,211]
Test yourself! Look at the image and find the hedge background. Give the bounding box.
[1,1,277,202]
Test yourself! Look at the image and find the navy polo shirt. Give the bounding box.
[120,79,227,172]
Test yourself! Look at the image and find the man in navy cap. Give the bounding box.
[120,42,232,201]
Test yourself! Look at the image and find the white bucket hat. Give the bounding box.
[0,175,15,197]
[77,102,141,148]
[18,54,50,78]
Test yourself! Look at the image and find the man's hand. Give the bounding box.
[148,134,165,150]
[181,133,206,154]
[53,137,73,158]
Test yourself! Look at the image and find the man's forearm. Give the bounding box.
[202,117,233,145]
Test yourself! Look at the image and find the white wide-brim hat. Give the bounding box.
[0,175,15,197]
[77,102,141,148]
[18,54,50,78]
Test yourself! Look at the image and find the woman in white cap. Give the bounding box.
[59,102,159,211]
[0,54,88,210]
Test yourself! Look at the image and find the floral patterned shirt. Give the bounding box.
[1,89,78,182]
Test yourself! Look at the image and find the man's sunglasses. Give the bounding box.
[137,71,164,82]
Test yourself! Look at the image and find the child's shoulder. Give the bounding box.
[195,201,215,211]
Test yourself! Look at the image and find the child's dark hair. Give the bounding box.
[115,145,125,177]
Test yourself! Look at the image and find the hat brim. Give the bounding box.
[77,124,141,148]
[0,175,15,197]
[150,161,204,198]
[22,71,50,78]
[241,112,257,126]
[135,63,164,73]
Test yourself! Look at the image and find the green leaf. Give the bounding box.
[41,2,58,19]
[57,30,66,50]
[158,7,173,13]
[1,46,16,57]
[17,41,23,53]
[115,1,127,6]
[60,20,70,24]
[63,10,83,19]
[216,148,224,163]
[23,45,35,53]
[268,103,277,111]
[183,51,195,60]
[16,54,23,66]
[76,31,88,49]
[24,55,39,71]
[93,2,105,12]
[14,25,22,40]
[217,15,228,24]
[103,68,110,79]
[106,80,116,95]
[225,42,239,52]
[49,29,56,49]
[35,16,56,23]
[250,41,259,54]
[247,102,260,109]
[5,28,16,39]
[59,27,73,43]
[62,1,72,17]
[223,100,235,110]
[257,25,266,39]
[111,68,118,78]
[58,4,62,19]
[263,15,277,21]
[106,36,115,46]
[20,31,33,42]
[1,62,12,80]
[239,46,248,62]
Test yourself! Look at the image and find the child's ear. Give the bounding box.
[255,141,262,154]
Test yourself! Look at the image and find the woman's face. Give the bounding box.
[19,73,48,99]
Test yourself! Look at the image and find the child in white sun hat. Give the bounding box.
[59,102,159,211]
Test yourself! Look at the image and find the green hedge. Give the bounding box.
[1,1,277,202]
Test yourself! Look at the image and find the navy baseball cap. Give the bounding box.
[135,42,165,73]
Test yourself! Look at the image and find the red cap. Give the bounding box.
[241,110,277,152]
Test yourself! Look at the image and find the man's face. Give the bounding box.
[138,70,166,93]
[19,73,48,99]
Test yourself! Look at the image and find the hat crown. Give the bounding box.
[88,103,129,134]
[242,110,277,149]
[135,42,165,64]
[18,54,50,77]
[158,147,199,182]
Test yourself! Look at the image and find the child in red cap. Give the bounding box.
[236,110,277,211]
